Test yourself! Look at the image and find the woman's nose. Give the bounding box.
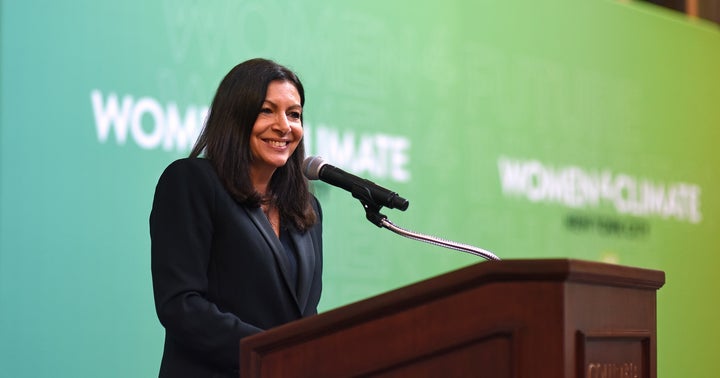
[272,114,291,134]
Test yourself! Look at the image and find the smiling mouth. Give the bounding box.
[265,139,289,147]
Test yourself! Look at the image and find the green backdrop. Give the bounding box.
[1,0,718,376]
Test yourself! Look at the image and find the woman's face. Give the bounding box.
[249,80,303,175]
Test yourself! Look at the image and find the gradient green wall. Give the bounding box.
[1,1,718,376]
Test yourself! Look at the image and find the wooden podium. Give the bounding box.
[240,259,664,378]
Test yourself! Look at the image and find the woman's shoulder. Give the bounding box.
[157,157,218,186]
[161,157,214,176]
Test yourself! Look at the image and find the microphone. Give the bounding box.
[302,156,409,211]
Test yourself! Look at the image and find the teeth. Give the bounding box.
[268,140,288,147]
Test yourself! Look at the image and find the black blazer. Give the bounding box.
[150,158,322,377]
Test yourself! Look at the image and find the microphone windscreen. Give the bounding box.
[302,156,326,180]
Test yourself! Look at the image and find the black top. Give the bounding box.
[280,227,299,292]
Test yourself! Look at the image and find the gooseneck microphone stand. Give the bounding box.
[356,194,501,261]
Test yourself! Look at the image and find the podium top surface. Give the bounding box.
[455,258,665,289]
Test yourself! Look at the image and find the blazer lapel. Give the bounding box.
[290,228,316,312]
[244,206,302,310]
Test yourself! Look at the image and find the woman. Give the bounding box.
[150,58,322,377]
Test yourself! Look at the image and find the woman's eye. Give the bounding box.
[260,108,273,114]
[288,111,302,119]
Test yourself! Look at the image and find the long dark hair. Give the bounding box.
[190,58,316,231]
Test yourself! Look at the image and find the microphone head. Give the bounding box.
[302,156,327,180]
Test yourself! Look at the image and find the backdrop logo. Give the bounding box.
[90,90,412,183]
[304,123,410,183]
[498,156,702,224]
[91,90,208,152]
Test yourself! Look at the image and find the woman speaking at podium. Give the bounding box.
[150,58,323,377]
